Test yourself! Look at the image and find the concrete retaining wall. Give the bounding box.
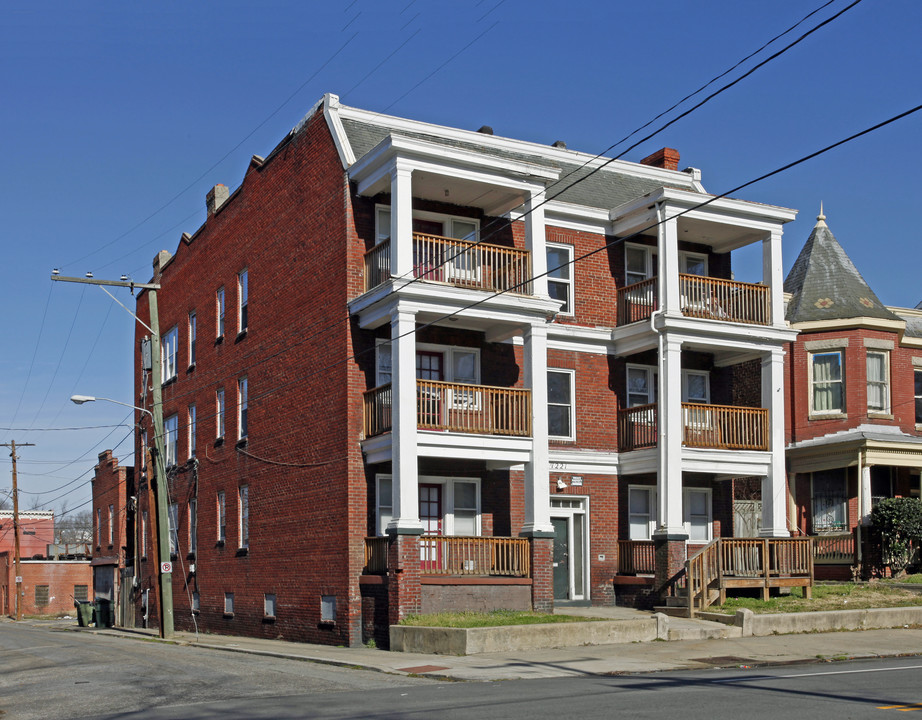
[701,606,922,637]
[390,616,665,655]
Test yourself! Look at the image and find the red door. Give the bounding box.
[419,484,443,571]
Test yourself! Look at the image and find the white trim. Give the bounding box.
[628,485,656,541]
[549,494,590,602]
[548,368,576,441]
[625,242,657,284]
[627,363,657,406]
[682,369,710,403]
[546,242,574,316]
[375,473,481,537]
[866,349,890,414]
[683,487,712,542]
[809,348,846,417]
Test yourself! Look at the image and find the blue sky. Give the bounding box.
[1,0,920,511]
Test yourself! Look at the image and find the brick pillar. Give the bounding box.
[387,534,421,625]
[653,535,687,596]
[528,536,554,613]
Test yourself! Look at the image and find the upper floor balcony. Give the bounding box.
[618,402,769,452]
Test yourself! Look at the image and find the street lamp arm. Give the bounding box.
[70,395,153,419]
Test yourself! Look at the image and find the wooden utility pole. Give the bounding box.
[2,441,35,621]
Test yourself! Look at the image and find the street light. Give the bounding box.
[70,395,152,418]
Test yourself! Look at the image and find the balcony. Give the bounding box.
[364,233,532,295]
[618,403,769,452]
[363,380,532,438]
[363,535,531,577]
[616,275,771,327]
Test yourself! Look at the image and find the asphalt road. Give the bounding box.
[4,621,922,719]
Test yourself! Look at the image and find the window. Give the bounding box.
[141,511,148,557]
[216,388,225,439]
[321,595,336,623]
[96,508,101,546]
[916,370,922,424]
[35,585,49,607]
[239,486,249,549]
[140,429,148,468]
[682,370,710,404]
[73,585,88,602]
[867,351,889,412]
[376,476,392,535]
[548,370,575,439]
[188,405,196,458]
[238,377,248,440]
[188,498,197,555]
[812,469,847,532]
[191,591,200,613]
[264,593,277,618]
[216,287,225,339]
[237,269,249,333]
[546,243,573,314]
[629,486,655,540]
[188,311,196,366]
[453,481,478,536]
[376,475,480,537]
[162,326,178,382]
[217,491,226,543]
[811,351,844,414]
[684,488,712,542]
[107,504,114,545]
[224,592,234,615]
[625,244,657,285]
[376,341,481,388]
[680,252,708,277]
[168,503,179,555]
[375,207,391,243]
[627,365,657,407]
[164,414,178,467]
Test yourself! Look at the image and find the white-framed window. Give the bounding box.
[168,502,179,555]
[625,243,657,285]
[548,369,575,440]
[628,486,656,540]
[680,252,708,277]
[375,206,391,243]
[546,243,574,314]
[682,370,710,403]
[141,511,148,558]
[375,341,392,386]
[216,388,225,439]
[375,341,481,387]
[164,414,178,467]
[375,474,480,536]
[188,311,196,367]
[188,498,197,555]
[264,593,277,619]
[810,350,844,414]
[627,365,657,407]
[188,405,196,458]
[216,287,225,339]
[867,350,889,413]
[238,377,248,440]
[916,370,922,424]
[162,326,178,383]
[238,269,248,333]
[107,504,114,545]
[217,491,226,543]
[238,485,249,549]
[375,205,479,242]
[684,488,712,542]
[224,592,234,615]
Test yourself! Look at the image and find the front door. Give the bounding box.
[419,484,443,571]
[551,496,588,602]
[552,517,570,600]
[416,351,444,427]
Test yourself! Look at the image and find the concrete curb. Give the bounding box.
[699,606,922,637]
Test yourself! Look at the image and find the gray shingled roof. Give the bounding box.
[340,117,690,211]
[784,212,901,324]
[896,311,922,339]
[788,424,922,451]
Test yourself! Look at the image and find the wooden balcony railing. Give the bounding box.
[363,381,532,438]
[618,404,658,451]
[679,274,771,325]
[364,536,389,574]
[813,533,856,564]
[420,536,531,577]
[617,540,655,574]
[617,277,657,325]
[363,234,532,295]
[682,403,769,451]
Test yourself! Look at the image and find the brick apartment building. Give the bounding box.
[783,209,922,576]
[120,93,799,645]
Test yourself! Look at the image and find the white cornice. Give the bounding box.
[791,318,906,333]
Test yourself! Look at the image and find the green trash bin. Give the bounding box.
[75,601,94,627]
[95,599,113,628]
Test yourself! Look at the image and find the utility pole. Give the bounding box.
[51,273,173,638]
[2,440,34,621]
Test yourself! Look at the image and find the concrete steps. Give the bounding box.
[665,616,742,641]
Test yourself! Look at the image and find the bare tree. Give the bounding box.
[56,503,93,544]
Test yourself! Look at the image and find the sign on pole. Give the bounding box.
[160,562,172,574]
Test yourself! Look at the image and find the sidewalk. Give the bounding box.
[51,616,922,682]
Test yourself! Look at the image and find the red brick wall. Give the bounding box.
[1,555,93,616]
[92,450,132,563]
[0,513,54,558]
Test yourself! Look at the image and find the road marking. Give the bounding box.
[712,664,922,685]
[877,702,922,711]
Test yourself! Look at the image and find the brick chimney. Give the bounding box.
[640,147,680,171]
[206,184,230,216]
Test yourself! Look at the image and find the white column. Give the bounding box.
[657,203,680,316]
[760,348,789,537]
[521,322,553,535]
[390,164,414,280]
[524,189,549,299]
[655,334,685,536]
[762,229,784,327]
[387,309,422,535]
[860,462,873,525]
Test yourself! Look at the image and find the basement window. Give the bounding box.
[320,595,336,624]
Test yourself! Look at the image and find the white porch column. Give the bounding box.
[762,229,784,326]
[521,322,553,535]
[390,164,414,280]
[860,462,873,525]
[657,203,680,316]
[524,189,549,299]
[387,309,422,535]
[760,348,789,537]
[655,333,685,536]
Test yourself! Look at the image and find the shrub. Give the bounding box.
[871,497,922,574]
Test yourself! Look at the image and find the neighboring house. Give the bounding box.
[783,209,922,576]
[91,450,136,626]
[125,93,797,646]
[0,510,54,557]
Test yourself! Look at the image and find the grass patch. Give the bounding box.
[881,573,922,584]
[398,610,596,628]
[710,582,922,614]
